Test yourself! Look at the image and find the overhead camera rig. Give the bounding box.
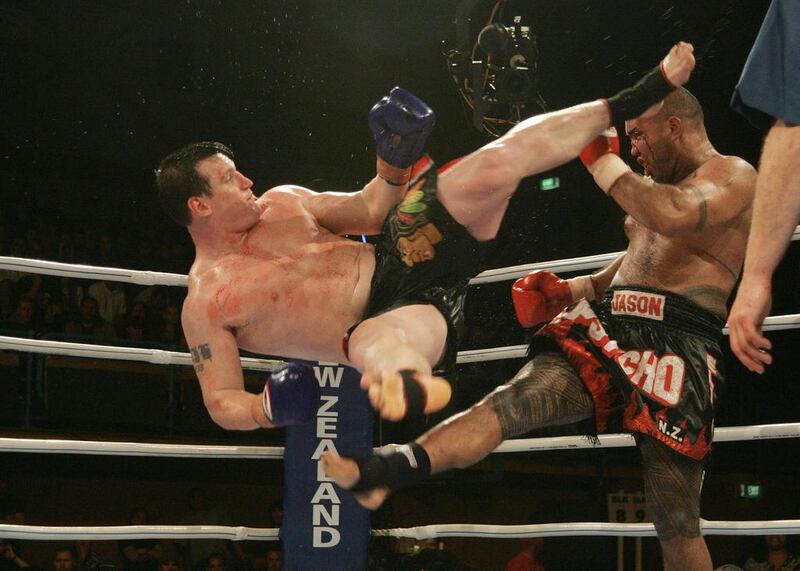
[443,0,547,137]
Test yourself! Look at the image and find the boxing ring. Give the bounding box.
[2,228,799,566]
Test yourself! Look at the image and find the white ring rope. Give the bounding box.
[371,519,800,540]
[0,335,281,371]
[1,425,796,543]
[2,519,800,541]
[456,314,800,363]
[0,257,188,287]
[722,313,800,334]
[471,224,799,283]
[0,437,283,458]
[0,523,277,541]
[470,251,623,285]
[2,236,799,547]
[1,226,798,286]
[2,422,798,458]
[2,312,799,368]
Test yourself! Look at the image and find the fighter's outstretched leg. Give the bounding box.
[322,352,594,509]
[437,41,695,241]
[344,42,695,421]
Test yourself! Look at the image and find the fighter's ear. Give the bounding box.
[667,115,684,139]
[187,196,212,219]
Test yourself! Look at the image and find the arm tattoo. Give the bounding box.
[190,343,212,373]
[488,352,594,439]
[686,184,708,232]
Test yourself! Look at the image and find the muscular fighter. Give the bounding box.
[323,86,756,571]
[156,43,695,432]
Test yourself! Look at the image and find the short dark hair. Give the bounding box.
[658,87,704,127]
[155,142,234,227]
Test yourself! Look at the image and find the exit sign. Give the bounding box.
[740,484,762,498]
[539,176,560,190]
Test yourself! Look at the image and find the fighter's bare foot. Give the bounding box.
[361,370,452,420]
[320,452,391,510]
[320,452,361,488]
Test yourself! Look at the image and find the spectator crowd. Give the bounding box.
[0,206,190,350]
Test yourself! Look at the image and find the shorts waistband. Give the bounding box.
[601,286,724,340]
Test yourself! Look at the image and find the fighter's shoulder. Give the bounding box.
[718,154,756,175]
[698,154,757,189]
[701,155,757,177]
[183,269,224,325]
[262,184,317,200]
[181,288,210,330]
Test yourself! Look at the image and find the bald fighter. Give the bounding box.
[323,85,756,571]
[156,43,695,431]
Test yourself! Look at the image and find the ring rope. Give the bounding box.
[0,437,283,458]
[2,422,798,458]
[722,313,800,334]
[3,237,798,548]
[470,224,799,283]
[456,314,800,363]
[1,313,798,368]
[470,251,622,285]
[0,335,281,371]
[0,523,277,541]
[0,257,188,286]
[1,225,798,286]
[371,519,800,540]
[2,519,800,541]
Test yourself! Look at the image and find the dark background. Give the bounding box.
[3,0,794,349]
[2,1,799,569]
[0,0,773,254]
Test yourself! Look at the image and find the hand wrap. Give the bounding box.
[349,443,432,492]
[579,128,631,194]
[400,369,427,418]
[603,63,676,123]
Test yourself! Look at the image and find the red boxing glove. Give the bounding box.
[579,128,621,168]
[512,271,574,328]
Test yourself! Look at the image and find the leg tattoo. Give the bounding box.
[639,435,704,540]
[488,352,595,439]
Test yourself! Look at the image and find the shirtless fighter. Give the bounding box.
[156,42,695,433]
[322,87,756,570]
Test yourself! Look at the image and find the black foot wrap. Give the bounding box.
[349,443,432,493]
[399,369,427,418]
[605,64,675,122]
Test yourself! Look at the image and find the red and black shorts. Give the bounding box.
[532,286,725,461]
